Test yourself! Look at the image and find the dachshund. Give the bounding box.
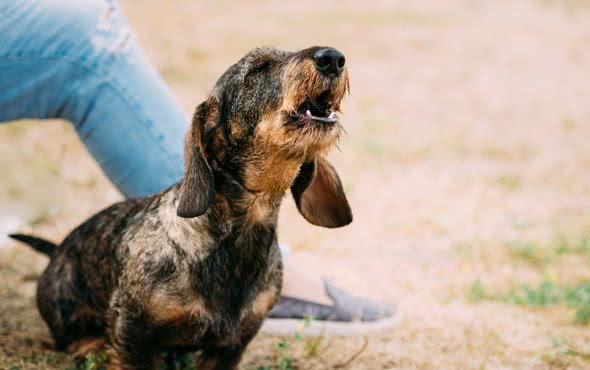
[11,46,352,370]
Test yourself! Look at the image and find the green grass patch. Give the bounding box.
[555,235,590,256]
[467,278,487,303]
[6,351,69,370]
[506,236,590,268]
[257,315,314,370]
[66,351,110,370]
[507,240,551,267]
[468,279,590,324]
[541,338,590,367]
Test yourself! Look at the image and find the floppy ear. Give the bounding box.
[177,98,217,218]
[291,156,353,228]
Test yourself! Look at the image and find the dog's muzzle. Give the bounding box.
[287,47,347,126]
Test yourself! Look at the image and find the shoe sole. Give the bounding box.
[259,309,403,337]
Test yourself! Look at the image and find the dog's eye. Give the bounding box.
[247,60,272,76]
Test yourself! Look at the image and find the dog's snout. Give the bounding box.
[313,48,345,77]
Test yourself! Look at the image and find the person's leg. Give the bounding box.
[0,0,185,197]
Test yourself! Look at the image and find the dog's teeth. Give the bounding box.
[306,110,312,117]
[328,112,336,119]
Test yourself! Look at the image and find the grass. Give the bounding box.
[467,278,486,302]
[464,234,590,323]
[540,338,590,368]
[506,235,590,268]
[255,315,368,370]
[507,240,553,268]
[70,352,109,370]
[5,352,70,370]
[6,348,222,370]
[257,315,315,370]
[468,279,590,324]
[12,316,319,370]
[273,339,295,370]
[57,351,200,370]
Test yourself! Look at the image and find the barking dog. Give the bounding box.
[11,46,352,370]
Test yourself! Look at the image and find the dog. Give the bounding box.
[10,46,352,370]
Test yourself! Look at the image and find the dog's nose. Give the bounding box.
[313,48,345,77]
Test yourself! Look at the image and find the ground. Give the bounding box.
[1,0,590,369]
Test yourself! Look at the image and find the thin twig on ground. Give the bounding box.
[333,337,369,369]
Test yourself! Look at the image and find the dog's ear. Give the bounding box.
[177,97,218,218]
[291,156,353,228]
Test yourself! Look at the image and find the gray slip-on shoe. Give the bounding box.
[260,280,402,336]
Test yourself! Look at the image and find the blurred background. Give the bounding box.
[1,0,590,369]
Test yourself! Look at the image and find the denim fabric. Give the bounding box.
[0,0,186,197]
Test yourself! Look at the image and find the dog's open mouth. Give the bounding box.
[289,92,338,125]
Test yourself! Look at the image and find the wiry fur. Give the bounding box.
[11,46,352,370]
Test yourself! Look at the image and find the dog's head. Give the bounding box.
[177,47,352,228]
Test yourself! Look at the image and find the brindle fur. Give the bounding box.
[11,46,352,370]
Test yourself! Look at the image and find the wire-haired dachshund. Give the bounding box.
[11,46,352,370]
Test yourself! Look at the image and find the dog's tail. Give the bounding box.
[9,233,56,256]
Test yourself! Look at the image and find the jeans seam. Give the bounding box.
[0,52,184,178]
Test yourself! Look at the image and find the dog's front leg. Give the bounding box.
[108,307,155,370]
[195,318,263,370]
[194,345,247,370]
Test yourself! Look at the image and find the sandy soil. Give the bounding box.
[2,0,590,369]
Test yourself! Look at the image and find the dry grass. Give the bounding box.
[2,0,590,369]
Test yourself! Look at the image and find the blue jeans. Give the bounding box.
[0,0,186,197]
[0,0,293,263]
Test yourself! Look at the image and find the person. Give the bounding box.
[0,0,396,335]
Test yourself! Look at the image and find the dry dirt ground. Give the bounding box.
[2,0,590,369]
